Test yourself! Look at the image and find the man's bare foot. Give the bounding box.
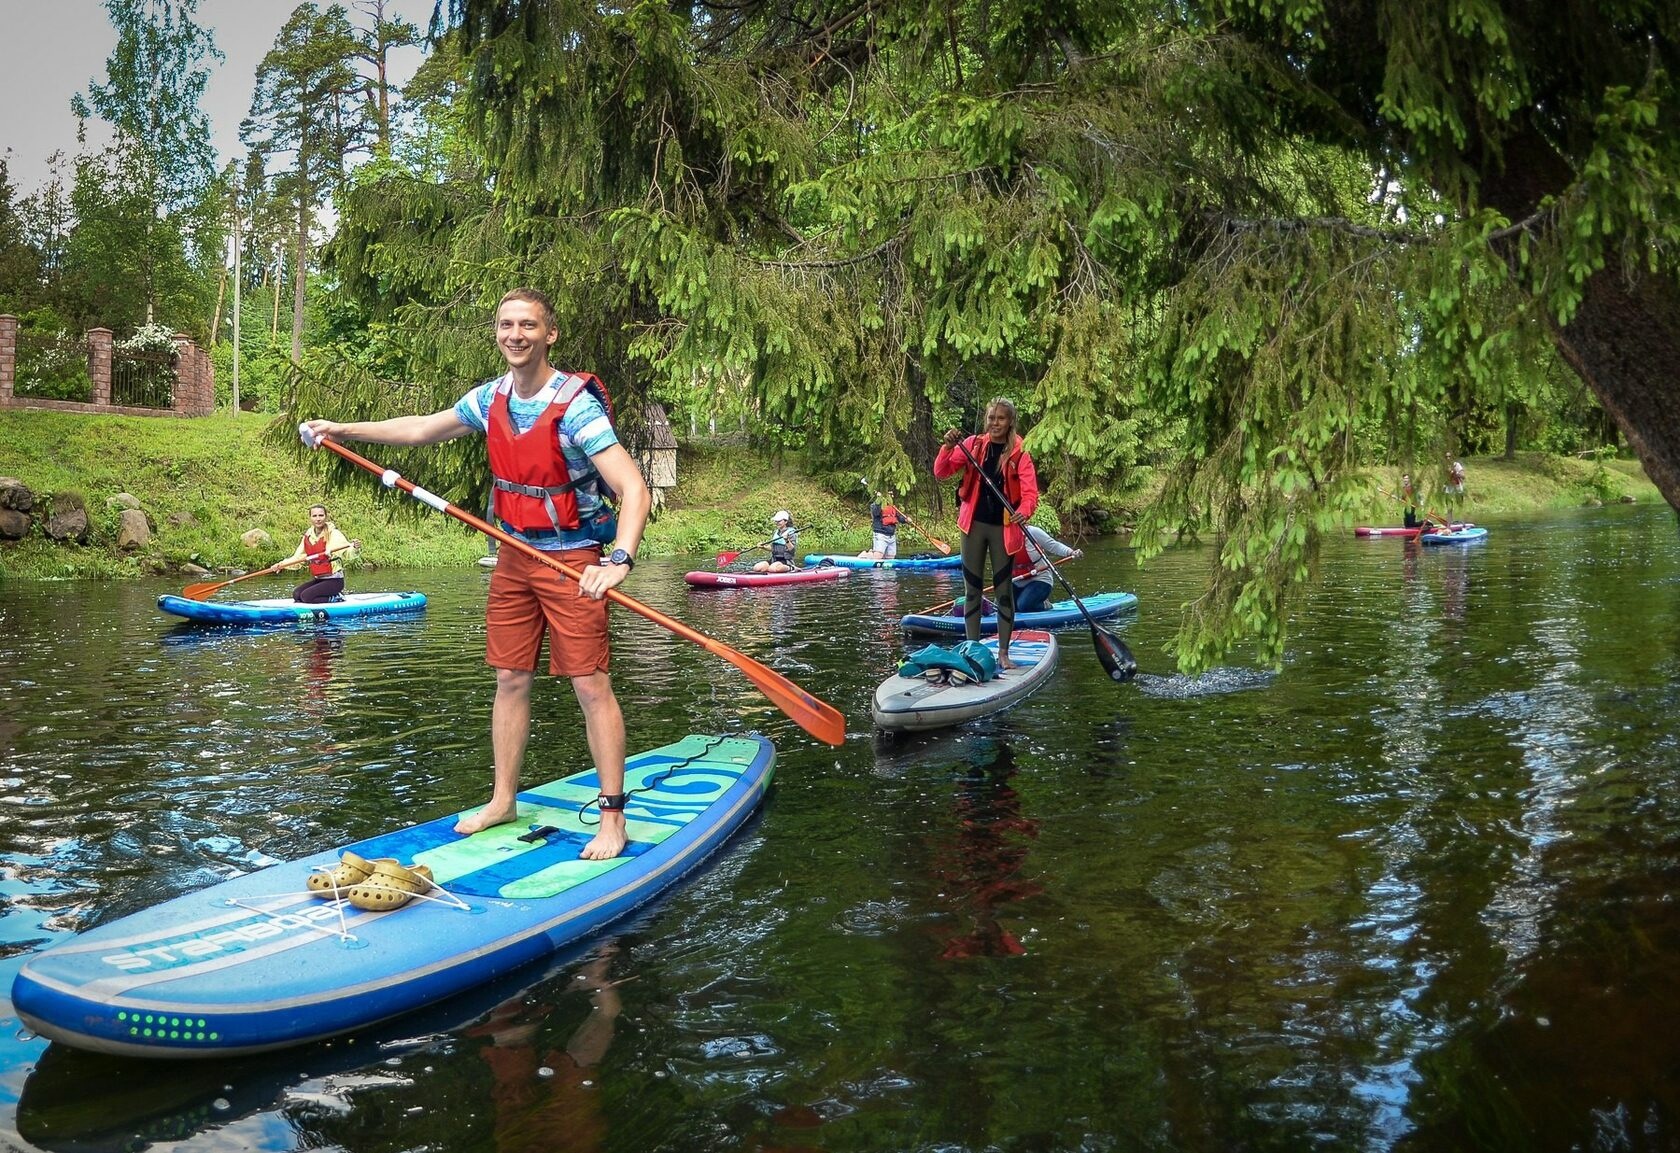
[455,804,518,835]
[580,819,627,861]
[997,654,1014,672]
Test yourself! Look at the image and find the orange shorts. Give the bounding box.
[484,545,611,677]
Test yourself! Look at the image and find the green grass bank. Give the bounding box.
[0,407,1661,581]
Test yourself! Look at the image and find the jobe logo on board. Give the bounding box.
[100,902,353,972]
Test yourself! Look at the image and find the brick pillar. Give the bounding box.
[0,315,16,405]
[87,328,113,406]
[196,344,214,414]
[173,332,195,414]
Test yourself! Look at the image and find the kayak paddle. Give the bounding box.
[716,539,775,566]
[859,477,950,554]
[950,437,1136,682]
[300,425,846,745]
[181,543,357,601]
[911,554,1079,617]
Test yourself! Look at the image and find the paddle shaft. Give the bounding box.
[305,432,845,745]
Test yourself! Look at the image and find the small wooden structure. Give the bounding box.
[640,402,679,508]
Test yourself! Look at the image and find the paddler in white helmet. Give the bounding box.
[753,510,800,573]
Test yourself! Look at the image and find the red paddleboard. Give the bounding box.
[684,568,846,588]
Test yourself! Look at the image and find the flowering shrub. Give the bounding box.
[115,325,180,358]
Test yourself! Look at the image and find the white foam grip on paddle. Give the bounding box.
[380,469,401,489]
[298,422,320,448]
[410,484,449,513]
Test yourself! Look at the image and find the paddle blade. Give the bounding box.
[1093,627,1137,683]
[716,550,741,565]
[179,581,224,601]
[704,637,846,745]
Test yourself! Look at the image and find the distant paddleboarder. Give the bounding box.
[277,504,357,604]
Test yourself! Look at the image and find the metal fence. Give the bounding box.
[111,349,176,409]
[13,329,91,402]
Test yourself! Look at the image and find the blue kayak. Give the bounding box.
[12,733,774,1057]
[1420,526,1489,546]
[158,591,428,625]
[901,590,1139,636]
[803,553,963,570]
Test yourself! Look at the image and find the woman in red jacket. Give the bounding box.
[933,398,1040,668]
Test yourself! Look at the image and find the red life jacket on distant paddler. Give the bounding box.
[881,504,899,527]
[303,533,335,577]
[487,372,614,536]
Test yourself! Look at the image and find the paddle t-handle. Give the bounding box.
[951,435,1136,682]
[298,424,846,745]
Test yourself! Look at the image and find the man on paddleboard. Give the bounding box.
[301,288,651,860]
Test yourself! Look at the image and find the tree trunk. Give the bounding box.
[292,194,308,363]
[1480,128,1680,512]
[1504,402,1518,461]
[1550,272,1680,509]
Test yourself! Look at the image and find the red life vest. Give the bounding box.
[303,533,336,577]
[487,372,614,535]
[881,504,899,527]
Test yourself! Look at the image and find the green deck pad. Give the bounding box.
[363,735,761,900]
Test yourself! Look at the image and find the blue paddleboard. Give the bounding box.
[803,553,963,571]
[158,591,428,625]
[1420,526,1489,546]
[900,590,1138,636]
[12,733,775,1057]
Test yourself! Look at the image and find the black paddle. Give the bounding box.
[950,436,1137,682]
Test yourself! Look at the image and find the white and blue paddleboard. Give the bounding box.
[900,590,1137,636]
[803,553,963,571]
[158,591,428,626]
[872,631,1058,732]
[1420,526,1489,546]
[12,733,774,1058]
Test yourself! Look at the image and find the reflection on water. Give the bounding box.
[2,504,1679,1151]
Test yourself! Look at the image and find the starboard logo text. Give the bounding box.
[101,902,353,972]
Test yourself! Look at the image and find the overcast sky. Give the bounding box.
[0,0,438,197]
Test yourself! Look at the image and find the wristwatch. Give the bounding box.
[606,546,635,570]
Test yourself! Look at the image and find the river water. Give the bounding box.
[1,504,1677,1152]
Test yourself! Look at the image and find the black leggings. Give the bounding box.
[293,575,344,604]
[961,520,1014,653]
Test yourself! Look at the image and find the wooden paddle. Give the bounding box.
[859,477,950,554]
[300,426,846,746]
[181,543,357,601]
[912,554,1079,617]
[950,436,1136,682]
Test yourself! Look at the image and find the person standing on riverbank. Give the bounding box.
[278,504,356,603]
[301,288,650,860]
[935,399,1039,669]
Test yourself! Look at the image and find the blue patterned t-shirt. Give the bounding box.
[453,372,619,552]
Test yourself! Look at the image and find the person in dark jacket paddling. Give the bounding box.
[277,504,357,603]
[301,288,651,861]
[934,398,1040,669]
